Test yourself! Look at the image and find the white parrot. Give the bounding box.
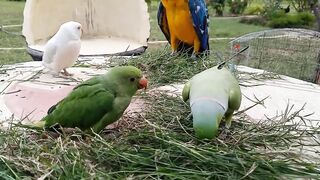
[42,21,83,76]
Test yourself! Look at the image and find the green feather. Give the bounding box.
[183,65,242,139]
[37,66,144,133]
[182,81,191,102]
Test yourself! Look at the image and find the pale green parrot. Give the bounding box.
[182,65,242,139]
[33,66,148,133]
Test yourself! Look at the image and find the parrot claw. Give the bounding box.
[224,113,233,129]
[190,52,198,61]
[190,53,197,60]
[61,69,73,76]
[225,120,232,129]
[170,51,178,56]
[225,123,231,129]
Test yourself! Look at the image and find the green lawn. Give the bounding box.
[0,0,24,25]
[0,0,31,64]
[211,17,269,38]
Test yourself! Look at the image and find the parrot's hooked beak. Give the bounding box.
[138,77,148,90]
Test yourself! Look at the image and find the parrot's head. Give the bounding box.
[59,21,83,40]
[191,100,225,139]
[108,66,148,96]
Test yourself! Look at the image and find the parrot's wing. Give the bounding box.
[188,0,210,52]
[157,2,171,43]
[43,84,115,130]
[73,76,101,90]
[47,76,102,114]
[42,41,58,65]
[182,81,191,102]
[228,87,242,111]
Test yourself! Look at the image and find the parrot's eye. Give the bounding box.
[130,77,135,82]
[77,26,81,30]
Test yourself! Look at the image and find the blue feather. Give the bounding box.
[188,0,210,52]
[157,0,210,54]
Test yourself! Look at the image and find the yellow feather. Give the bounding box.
[161,0,201,53]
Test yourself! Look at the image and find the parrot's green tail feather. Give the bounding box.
[33,120,46,129]
[191,100,225,139]
[13,120,45,130]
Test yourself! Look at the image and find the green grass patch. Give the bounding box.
[211,17,269,38]
[0,30,25,48]
[0,0,25,25]
[0,49,31,65]
[0,0,27,64]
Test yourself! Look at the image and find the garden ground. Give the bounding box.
[0,0,319,179]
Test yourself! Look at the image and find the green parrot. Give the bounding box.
[182,65,242,139]
[34,66,148,133]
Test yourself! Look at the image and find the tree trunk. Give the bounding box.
[308,0,320,31]
[313,51,320,84]
[307,0,320,84]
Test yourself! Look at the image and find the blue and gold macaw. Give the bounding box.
[157,0,209,56]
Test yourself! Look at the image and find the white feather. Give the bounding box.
[42,21,82,74]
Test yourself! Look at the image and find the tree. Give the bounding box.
[307,0,320,31]
[288,0,313,12]
[145,0,151,8]
[208,0,226,16]
[227,0,249,15]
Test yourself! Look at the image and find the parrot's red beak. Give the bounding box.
[138,77,148,90]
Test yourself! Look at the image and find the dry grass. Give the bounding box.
[0,1,319,179]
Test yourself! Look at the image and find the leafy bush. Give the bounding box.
[267,12,315,28]
[227,0,249,15]
[298,11,316,23]
[240,10,315,29]
[245,4,265,15]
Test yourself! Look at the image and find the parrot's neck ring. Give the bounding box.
[190,97,226,111]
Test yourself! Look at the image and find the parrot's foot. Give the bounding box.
[61,69,73,76]
[225,121,232,129]
[224,117,232,129]
[170,51,178,56]
[190,52,198,60]
[224,111,234,129]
